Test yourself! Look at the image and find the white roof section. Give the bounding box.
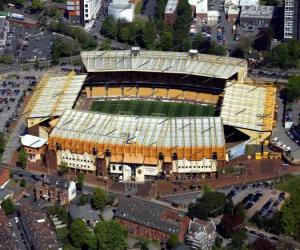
[81,50,247,80]
[165,0,179,14]
[20,134,47,148]
[50,109,225,148]
[108,0,134,22]
[239,0,259,7]
[28,74,87,118]
[240,5,274,18]
[221,82,269,131]
[188,0,207,14]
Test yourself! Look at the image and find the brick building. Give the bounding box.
[34,176,76,205]
[18,202,61,249]
[0,209,18,249]
[164,0,179,25]
[20,134,47,163]
[115,196,190,242]
[0,168,10,188]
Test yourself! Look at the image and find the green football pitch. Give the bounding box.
[90,100,215,117]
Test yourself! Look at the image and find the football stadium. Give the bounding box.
[23,48,277,182]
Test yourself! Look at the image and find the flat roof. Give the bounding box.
[26,73,87,119]
[50,109,225,148]
[81,50,247,80]
[220,82,276,131]
[20,134,47,148]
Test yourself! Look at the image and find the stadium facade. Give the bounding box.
[23,48,277,182]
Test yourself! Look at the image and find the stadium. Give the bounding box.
[24,48,277,182]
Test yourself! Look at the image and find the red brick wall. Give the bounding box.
[116,218,170,242]
[0,169,10,187]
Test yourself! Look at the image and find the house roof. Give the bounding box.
[69,204,100,222]
[20,134,47,148]
[115,196,185,234]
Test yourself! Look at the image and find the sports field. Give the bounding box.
[90,100,215,117]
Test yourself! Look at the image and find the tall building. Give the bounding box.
[284,0,300,40]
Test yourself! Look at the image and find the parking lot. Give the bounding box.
[225,182,287,219]
[2,24,54,63]
[0,73,41,133]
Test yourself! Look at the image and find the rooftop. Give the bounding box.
[240,5,275,18]
[115,196,185,234]
[69,204,100,222]
[25,72,87,119]
[81,50,247,80]
[50,109,225,148]
[20,134,47,148]
[36,176,71,189]
[220,82,276,131]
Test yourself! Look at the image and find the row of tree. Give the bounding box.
[100,0,225,55]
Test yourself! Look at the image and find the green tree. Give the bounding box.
[100,38,112,50]
[31,0,43,11]
[70,218,95,248]
[1,198,14,215]
[79,194,89,205]
[160,32,173,51]
[59,161,68,175]
[143,22,156,49]
[20,178,26,187]
[167,233,179,248]
[0,132,5,159]
[229,229,247,248]
[212,236,223,250]
[101,16,118,39]
[285,75,300,102]
[76,172,84,190]
[18,147,28,167]
[94,220,127,250]
[253,28,272,51]
[91,187,107,211]
[118,26,130,43]
[188,192,227,220]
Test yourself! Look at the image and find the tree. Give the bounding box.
[0,132,5,159]
[212,236,223,250]
[79,194,89,205]
[76,172,84,190]
[143,22,156,49]
[167,233,179,248]
[188,192,227,220]
[118,26,130,43]
[285,75,300,102]
[94,220,127,250]
[18,147,28,167]
[30,0,43,11]
[100,38,112,50]
[253,28,272,51]
[101,16,118,39]
[20,179,26,187]
[70,218,95,249]
[91,187,107,211]
[160,32,173,51]
[251,238,276,250]
[59,161,68,175]
[229,229,247,248]
[1,198,14,215]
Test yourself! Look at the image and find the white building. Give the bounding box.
[108,0,135,22]
[284,0,295,39]
[83,0,102,28]
[185,218,217,250]
[239,0,259,7]
[0,16,9,47]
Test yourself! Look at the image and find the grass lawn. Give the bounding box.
[90,100,215,117]
[276,174,300,195]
